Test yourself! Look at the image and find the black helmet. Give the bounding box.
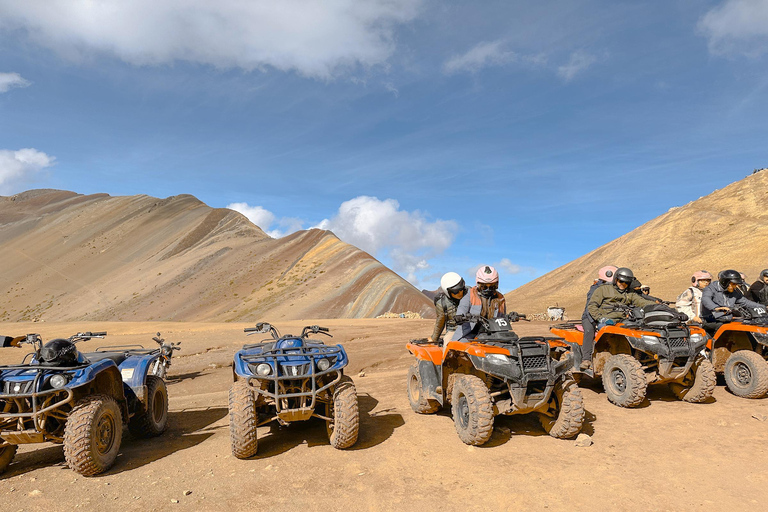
[40,339,79,367]
[613,267,635,285]
[761,269,768,279]
[718,269,743,288]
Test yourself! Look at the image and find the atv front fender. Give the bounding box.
[416,359,443,405]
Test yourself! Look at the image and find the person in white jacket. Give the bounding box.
[675,270,712,324]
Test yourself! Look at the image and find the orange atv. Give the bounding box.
[550,304,715,408]
[406,313,583,446]
[705,304,768,398]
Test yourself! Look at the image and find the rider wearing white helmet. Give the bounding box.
[429,272,469,343]
[675,270,712,324]
[454,265,507,342]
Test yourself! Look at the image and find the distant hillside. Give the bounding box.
[0,190,433,322]
[506,172,768,316]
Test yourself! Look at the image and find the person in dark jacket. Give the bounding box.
[585,267,656,370]
[630,279,663,304]
[580,265,616,371]
[429,272,469,343]
[746,269,768,306]
[701,270,763,333]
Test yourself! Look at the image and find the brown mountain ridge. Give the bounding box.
[506,171,768,316]
[0,189,433,322]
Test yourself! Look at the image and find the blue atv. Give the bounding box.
[0,331,179,476]
[229,323,359,458]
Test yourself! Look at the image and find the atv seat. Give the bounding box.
[83,352,129,367]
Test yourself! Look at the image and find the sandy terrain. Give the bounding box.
[1,319,767,511]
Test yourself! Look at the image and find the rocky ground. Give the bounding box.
[1,319,767,511]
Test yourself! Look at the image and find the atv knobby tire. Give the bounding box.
[407,363,440,414]
[724,350,768,399]
[602,354,647,408]
[326,375,359,449]
[539,379,584,439]
[451,374,494,446]
[128,376,169,438]
[63,394,123,476]
[0,443,17,474]
[670,357,716,403]
[229,380,258,459]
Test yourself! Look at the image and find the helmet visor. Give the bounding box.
[477,283,498,293]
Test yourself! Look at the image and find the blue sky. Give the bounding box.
[1,0,767,292]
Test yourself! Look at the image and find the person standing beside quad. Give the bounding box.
[584,267,657,370]
[676,270,712,324]
[454,265,506,341]
[428,272,469,343]
[746,269,768,306]
[579,265,617,371]
[700,270,763,334]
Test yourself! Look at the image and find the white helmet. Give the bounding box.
[440,272,465,296]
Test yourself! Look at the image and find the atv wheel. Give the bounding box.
[451,374,494,446]
[602,354,647,408]
[229,380,258,458]
[128,376,169,438]
[63,394,123,476]
[670,357,716,403]
[724,350,768,399]
[539,378,584,439]
[326,375,359,449]
[407,363,440,414]
[0,443,17,474]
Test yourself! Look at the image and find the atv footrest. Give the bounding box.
[1,429,45,444]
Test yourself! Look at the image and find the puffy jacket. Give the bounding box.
[746,280,768,306]
[676,286,703,322]
[453,287,506,341]
[430,288,467,341]
[701,282,762,321]
[587,283,656,321]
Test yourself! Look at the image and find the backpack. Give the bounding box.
[641,304,687,327]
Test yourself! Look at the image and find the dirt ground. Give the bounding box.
[1,319,767,511]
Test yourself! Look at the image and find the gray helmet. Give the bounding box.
[613,267,635,285]
[761,269,768,279]
[718,269,743,288]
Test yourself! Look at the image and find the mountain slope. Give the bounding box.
[506,172,768,315]
[0,190,433,321]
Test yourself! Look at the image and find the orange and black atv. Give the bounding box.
[406,313,583,446]
[550,304,715,408]
[705,304,768,399]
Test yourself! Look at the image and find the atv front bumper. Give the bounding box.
[628,334,707,381]
[0,387,73,444]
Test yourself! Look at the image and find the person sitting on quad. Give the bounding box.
[700,269,763,334]
[746,269,768,306]
[584,267,657,370]
[675,270,712,324]
[580,265,617,371]
[429,272,469,343]
[630,279,663,304]
[454,265,506,341]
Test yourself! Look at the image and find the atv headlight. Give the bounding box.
[50,374,69,389]
[689,334,704,344]
[485,354,511,365]
[256,363,272,376]
[641,336,660,345]
[316,358,330,371]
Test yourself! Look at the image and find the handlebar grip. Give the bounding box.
[244,327,258,332]
[93,331,107,336]
[318,327,329,332]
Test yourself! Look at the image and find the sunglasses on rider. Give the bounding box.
[477,283,498,292]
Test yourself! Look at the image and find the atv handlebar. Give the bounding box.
[301,325,332,338]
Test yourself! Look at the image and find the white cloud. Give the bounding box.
[226,202,303,238]
[0,1,422,80]
[557,50,597,82]
[699,0,768,57]
[443,40,517,74]
[497,258,522,275]
[0,148,55,194]
[316,196,457,284]
[0,72,31,93]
